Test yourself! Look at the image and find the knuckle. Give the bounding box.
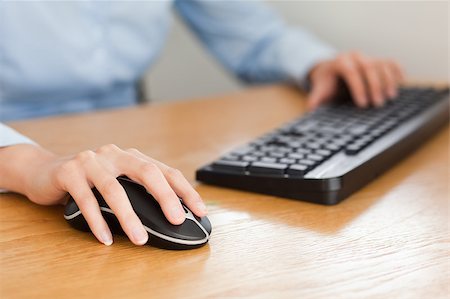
[166,167,183,179]
[349,50,362,60]
[75,150,96,164]
[96,144,120,155]
[359,56,374,70]
[336,57,355,73]
[156,191,177,204]
[190,190,202,202]
[126,147,141,155]
[362,60,379,79]
[60,159,78,173]
[336,54,348,64]
[98,177,120,196]
[381,62,392,74]
[141,162,160,176]
[55,160,79,186]
[338,51,350,59]
[386,59,397,66]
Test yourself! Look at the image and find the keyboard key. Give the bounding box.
[252,151,265,157]
[260,157,277,163]
[232,146,254,155]
[288,152,304,159]
[296,148,312,154]
[279,158,296,164]
[241,155,258,162]
[221,154,239,161]
[370,128,385,138]
[248,162,288,175]
[287,164,308,176]
[324,143,341,152]
[345,144,363,155]
[333,138,351,146]
[286,141,302,148]
[269,152,285,158]
[275,146,293,153]
[306,142,321,150]
[212,160,249,173]
[298,159,316,167]
[260,145,276,152]
[315,149,332,157]
[307,154,324,162]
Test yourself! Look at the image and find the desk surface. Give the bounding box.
[1,85,448,299]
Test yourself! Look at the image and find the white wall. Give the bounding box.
[145,1,449,102]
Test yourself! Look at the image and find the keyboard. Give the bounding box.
[196,86,449,205]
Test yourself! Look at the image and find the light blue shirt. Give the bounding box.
[0,0,335,144]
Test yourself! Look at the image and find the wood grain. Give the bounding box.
[1,85,448,299]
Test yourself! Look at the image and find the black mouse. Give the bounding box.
[64,176,211,250]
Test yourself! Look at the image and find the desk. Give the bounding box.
[1,85,448,299]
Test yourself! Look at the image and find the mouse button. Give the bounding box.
[160,219,208,241]
[119,180,160,210]
[181,205,211,235]
[130,194,166,224]
[198,217,212,234]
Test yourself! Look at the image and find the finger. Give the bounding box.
[307,71,337,110]
[161,167,207,217]
[114,151,186,225]
[380,61,398,99]
[126,148,207,218]
[359,57,386,107]
[389,60,405,83]
[335,55,368,108]
[67,184,114,246]
[59,161,113,246]
[83,154,148,245]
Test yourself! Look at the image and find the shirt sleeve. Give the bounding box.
[174,0,336,88]
[0,123,36,147]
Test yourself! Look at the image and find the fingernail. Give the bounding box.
[197,202,208,214]
[132,227,148,245]
[101,231,113,246]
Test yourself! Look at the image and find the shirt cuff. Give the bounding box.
[0,123,36,147]
[280,27,337,91]
[0,123,36,193]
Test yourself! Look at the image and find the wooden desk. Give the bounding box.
[1,85,448,299]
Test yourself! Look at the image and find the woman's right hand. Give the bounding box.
[0,144,207,246]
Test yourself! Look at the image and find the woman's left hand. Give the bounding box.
[307,51,405,109]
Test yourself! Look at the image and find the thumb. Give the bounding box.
[307,71,337,110]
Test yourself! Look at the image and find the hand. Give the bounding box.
[307,51,405,110]
[1,144,207,246]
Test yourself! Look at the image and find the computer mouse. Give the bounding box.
[64,176,211,250]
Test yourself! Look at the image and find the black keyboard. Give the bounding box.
[196,86,449,205]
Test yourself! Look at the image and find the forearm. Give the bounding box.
[176,0,335,86]
[0,144,56,197]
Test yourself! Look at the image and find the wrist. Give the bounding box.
[0,144,56,196]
